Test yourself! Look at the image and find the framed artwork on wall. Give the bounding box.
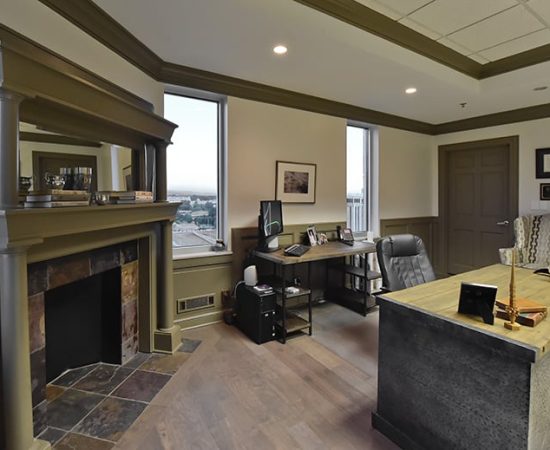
[541,183,550,200]
[536,148,550,178]
[276,161,316,204]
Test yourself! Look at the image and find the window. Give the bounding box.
[164,92,226,255]
[346,125,370,234]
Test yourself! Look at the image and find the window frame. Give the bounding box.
[164,87,228,258]
[346,122,373,237]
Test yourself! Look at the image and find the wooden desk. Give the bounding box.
[254,240,376,265]
[255,241,378,342]
[374,264,550,450]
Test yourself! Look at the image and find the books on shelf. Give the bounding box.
[24,200,90,208]
[107,191,154,204]
[495,297,547,314]
[24,190,90,208]
[495,309,548,327]
[26,193,90,202]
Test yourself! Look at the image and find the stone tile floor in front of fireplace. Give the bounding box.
[33,338,202,449]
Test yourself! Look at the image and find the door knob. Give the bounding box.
[496,220,510,226]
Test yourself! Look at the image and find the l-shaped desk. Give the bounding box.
[374,264,550,450]
[254,240,379,342]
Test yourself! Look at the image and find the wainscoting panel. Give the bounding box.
[173,254,232,330]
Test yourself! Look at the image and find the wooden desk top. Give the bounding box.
[380,264,550,358]
[254,240,376,265]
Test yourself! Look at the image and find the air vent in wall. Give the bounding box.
[176,293,215,314]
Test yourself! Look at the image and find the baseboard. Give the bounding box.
[371,412,424,450]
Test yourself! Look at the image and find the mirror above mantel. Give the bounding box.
[19,122,133,193]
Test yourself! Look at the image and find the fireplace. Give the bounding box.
[45,268,121,382]
[28,241,139,409]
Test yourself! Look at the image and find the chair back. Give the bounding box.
[376,234,436,292]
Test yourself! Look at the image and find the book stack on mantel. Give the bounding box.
[110,191,153,204]
[495,297,548,327]
[24,190,90,208]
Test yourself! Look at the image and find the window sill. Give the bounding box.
[173,250,233,261]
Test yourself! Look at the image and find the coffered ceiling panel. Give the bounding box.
[407,0,516,36]
[528,0,550,25]
[447,5,544,53]
[357,0,432,19]
[398,17,441,40]
[479,28,550,60]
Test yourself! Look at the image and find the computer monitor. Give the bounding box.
[258,200,283,252]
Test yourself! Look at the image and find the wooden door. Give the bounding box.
[440,137,518,275]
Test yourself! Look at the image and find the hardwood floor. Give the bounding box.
[115,304,397,449]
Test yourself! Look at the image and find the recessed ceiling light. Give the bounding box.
[534,86,548,91]
[273,45,288,55]
[405,87,417,94]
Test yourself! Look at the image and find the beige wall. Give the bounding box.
[434,118,550,217]
[227,97,347,234]
[378,126,435,220]
[2,0,163,112]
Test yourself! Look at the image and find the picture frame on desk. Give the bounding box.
[306,225,318,246]
[536,148,550,178]
[276,161,316,203]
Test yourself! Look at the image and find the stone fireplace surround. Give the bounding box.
[28,241,140,412]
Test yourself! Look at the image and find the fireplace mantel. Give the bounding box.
[0,202,179,249]
[0,24,180,450]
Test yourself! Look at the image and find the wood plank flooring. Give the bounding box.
[115,304,398,449]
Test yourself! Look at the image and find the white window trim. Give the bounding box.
[164,86,228,257]
[347,121,379,238]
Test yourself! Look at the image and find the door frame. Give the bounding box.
[438,136,519,275]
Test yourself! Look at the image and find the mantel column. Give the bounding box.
[153,220,180,353]
[155,141,168,202]
[0,88,24,209]
[0,247,48,450]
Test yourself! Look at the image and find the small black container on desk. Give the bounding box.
[235,284,276,344]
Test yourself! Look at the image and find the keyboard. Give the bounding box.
[284,244,310,257]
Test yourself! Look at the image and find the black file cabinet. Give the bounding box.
[235,285,276,344]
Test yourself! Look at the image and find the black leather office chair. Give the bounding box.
[376,234,436,292]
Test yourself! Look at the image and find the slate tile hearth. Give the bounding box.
[73,364,133,395]
[112,370,171,402]
[33,338,202,448]
[74,397,147,441]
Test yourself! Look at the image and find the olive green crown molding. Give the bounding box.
[294,0,482,78]
[38,0,162,79]
[26,0,550,135]
[433,103,550,135]
[161,62,433,133]
[295,0,550,80]
[479,43,550,79]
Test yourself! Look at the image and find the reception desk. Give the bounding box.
[373,264,550,450]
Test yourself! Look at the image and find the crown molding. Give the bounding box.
[39,0,162,79]
[479,43,550,79]
[293,0,482,78]
[161,63,434,134]
[33,0,550,135]
[433,103,550,135]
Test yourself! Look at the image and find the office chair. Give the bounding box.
[376,234,436,292]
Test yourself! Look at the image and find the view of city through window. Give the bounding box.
[165,94,220,248]
[347,126,368,232]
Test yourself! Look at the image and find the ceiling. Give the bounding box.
[91,0,550,125]
[359,0,550,63]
